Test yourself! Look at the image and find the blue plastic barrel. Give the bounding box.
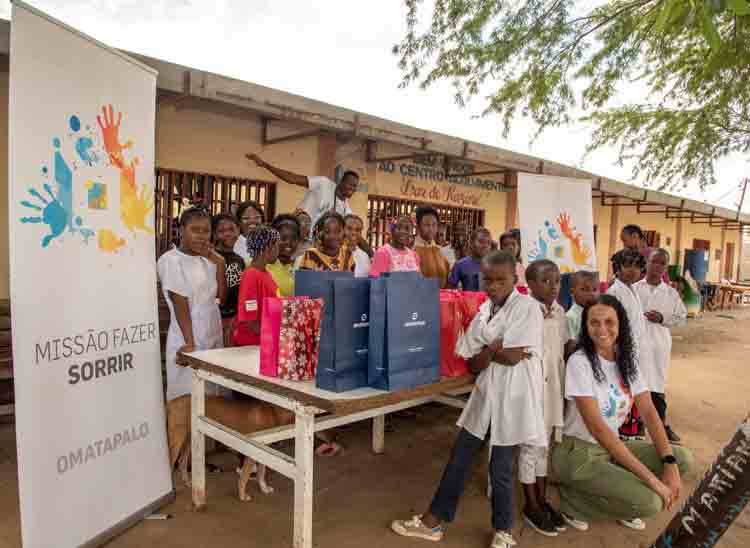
[684,249,709,282]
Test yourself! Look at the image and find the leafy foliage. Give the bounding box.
[395,0,750,190]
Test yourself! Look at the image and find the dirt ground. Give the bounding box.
[1,310,749,548]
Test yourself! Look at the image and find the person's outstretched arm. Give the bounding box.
[246,153,308,187]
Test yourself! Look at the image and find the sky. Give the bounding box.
[2,0,747,212]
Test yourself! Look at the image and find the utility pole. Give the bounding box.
[736,177,748,221]
[736,178,748,280]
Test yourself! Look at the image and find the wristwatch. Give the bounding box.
[662,455,677,465]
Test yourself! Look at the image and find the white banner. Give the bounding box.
[9,3,172,546]
[517,173,597,272]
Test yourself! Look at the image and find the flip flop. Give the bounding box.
[315,442,342,457]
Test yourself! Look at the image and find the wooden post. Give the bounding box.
[505,171,518,231]
[372,415,385,454]
[191,372,207,510]
[607,200,620,279]
[675,216,684,268]
[649,414,750,548]
[294,409,315,548]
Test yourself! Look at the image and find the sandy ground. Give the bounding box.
[1,310,749,548]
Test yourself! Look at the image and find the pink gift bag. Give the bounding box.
[259,297,323,380]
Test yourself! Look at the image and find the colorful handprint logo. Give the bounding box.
[19,104,153,252]
[526,211,594,270]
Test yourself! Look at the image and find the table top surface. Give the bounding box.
[182,346,473,414]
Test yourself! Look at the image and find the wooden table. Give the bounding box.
[715,284,750,310]
[182,347,473,548]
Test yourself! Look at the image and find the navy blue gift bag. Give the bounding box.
[294,271,370,392]
[368,273,441,391]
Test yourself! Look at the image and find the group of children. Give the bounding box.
[158,202,687,547]
[392,246,686,547]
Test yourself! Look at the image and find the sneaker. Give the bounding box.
[490,530,517,547]
[523,508,558,537]
[391,515,444,542]
[618,517,646,531]
[561,512,589,532]
[544,502,567,532]
[665,426,682,444]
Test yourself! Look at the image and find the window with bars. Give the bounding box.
[644,230,661,248]
[367,195,485,249]
[154,168,276,256]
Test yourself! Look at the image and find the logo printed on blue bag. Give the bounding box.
[404,311,426,328]
[353,313,369,328]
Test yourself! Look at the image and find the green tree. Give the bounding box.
[394,0,750,190]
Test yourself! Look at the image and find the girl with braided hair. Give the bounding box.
[233,225,281,346]
[298,212,355,273]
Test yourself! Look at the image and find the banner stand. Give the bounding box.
[10,2,173,546]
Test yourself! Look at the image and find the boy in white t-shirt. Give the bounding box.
[565,271,599,354]
[522,259,569,536]
[390,251,545,548]
[634,249,687,444]
[567,271,599,341]
[246,153,357,228]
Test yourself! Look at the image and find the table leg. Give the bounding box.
[293,410,315,548]
[191,373,206,510]
[372,415,385,454]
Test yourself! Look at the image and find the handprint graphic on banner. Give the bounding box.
[18,104,153,253]
[518,174,597,272]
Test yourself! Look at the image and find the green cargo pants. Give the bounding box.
[551,435,692,521]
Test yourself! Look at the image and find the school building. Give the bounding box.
[0,17,748,306]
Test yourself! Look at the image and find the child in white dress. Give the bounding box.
[391,251,545,548]
[634,249,687,443]
[521,259,569,536]
[607,248,651,439]
[157,207,226,401]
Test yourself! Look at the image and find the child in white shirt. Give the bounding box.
[157,207,226,401]
[607,248,651,439]
[634,249,687,443]
[566,271,600,346]
[521,259,569,536]
[391,251,545,548]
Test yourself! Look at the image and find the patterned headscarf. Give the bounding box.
[246,225,280,258]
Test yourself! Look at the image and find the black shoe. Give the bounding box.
[523,508,559,537]
[665,426,682,444]
[544,502,567,532]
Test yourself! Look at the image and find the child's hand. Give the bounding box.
[494,346,531,366]
[176,344,196,366]
[645,310,663,324]
[488,339,503,354]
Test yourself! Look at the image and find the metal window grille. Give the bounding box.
[367,194,485,249]
[644,230,661,248]
[154,168,276,256]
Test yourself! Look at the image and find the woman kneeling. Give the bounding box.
[552,294,692,532]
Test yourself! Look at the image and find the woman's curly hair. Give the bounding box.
[578,294,639,389]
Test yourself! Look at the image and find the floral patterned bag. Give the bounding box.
[259,297,323,381]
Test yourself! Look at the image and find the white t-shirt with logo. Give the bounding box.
[563,350,647,445]
[352,247,371,278]
[298,176,352,229]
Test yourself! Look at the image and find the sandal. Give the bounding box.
[315,442,342,457]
